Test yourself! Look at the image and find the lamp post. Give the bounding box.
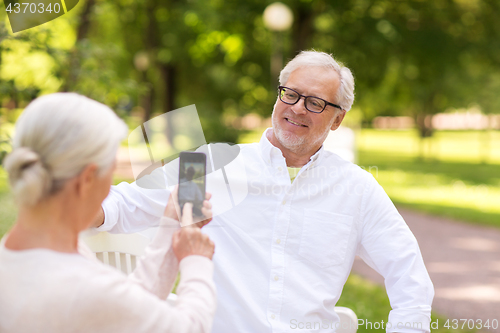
[134,51,154,123]
[134,51,150,72]
[263,2,293,89]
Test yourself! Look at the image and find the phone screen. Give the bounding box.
[178,152,206,217]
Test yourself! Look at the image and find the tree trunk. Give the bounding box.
[414,112,434,160]
[159,64,176,113]
[139,0,160,124]
[76,0,95,40]
[159,63,176,145]
[291,5,314,55]
[147,0,178,144]
[142,71,154,124]
[61,0,96,92]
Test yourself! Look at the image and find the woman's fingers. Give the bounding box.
[181,202,194,227]
[172,226,215,261]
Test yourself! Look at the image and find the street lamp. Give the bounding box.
[263,2,294,88]
[134,51,150,72]
[134,51,153,122]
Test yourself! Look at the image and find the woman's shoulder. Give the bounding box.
[0,249,157,333]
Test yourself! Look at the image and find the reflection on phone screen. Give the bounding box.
[179,161,205,216]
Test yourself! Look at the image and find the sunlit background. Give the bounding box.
[1,0,500,332]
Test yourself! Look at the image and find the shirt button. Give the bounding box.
[278,166,283,172]
[276,239,281,244]
[274,275,279,281]
[271,314,276,319]
[282,200,286,205]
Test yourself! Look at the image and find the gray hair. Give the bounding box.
[3,93,128,206]
[279,50,355,111]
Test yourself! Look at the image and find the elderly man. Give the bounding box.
[95,51,433,333]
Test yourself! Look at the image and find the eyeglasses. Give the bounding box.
[278,86,342,113]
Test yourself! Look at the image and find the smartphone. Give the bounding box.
[178,151,206,217]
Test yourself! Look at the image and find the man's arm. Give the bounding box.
[93,162,212,232]
[357,175,434,333]
[94,163,174,233]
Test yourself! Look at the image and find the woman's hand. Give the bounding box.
[172,203,215,261]
[163,187,213,228]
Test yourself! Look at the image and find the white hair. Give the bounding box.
[279,50,355,111]
[3,93,128,206]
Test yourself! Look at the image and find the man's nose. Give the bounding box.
[291,97,308,115]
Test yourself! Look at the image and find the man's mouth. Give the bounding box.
[285,118,307,127]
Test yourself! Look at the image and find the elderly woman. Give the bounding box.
[0,93,216,333]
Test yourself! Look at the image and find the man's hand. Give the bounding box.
[192,192,213,228]
[172,203,215,261]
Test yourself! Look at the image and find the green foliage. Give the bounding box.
[0,108,17,166]
[1,0,500,143]
[301,0,500,137]
[0,168,15,238]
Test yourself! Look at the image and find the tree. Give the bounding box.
[284,1,499,135]
[2,0,500,147]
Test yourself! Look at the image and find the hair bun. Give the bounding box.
[3,147,51,206]
[9,146,39,164]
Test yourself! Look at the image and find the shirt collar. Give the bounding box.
[259,128,325,168]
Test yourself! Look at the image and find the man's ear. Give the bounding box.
[75,164,98,198]
[330,109,346,131]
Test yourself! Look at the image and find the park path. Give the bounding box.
[352,208,500,332]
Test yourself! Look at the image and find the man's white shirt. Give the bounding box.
[99,128,434,333]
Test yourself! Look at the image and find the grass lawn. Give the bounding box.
[338,274,476,333]
[357,129,500,164]
[358,129,500,228]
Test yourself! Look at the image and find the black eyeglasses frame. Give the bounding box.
[278,86,342,113]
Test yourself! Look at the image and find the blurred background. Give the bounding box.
[1,0,500,332]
